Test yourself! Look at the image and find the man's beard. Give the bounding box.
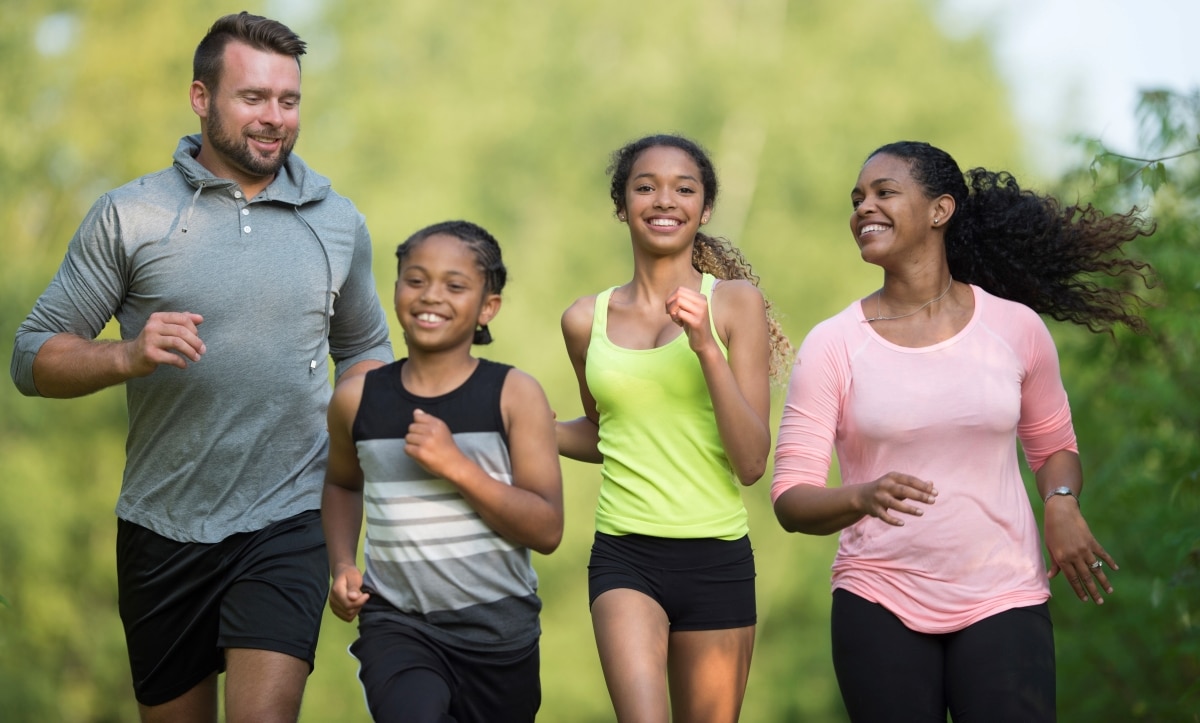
[207,99,298,179]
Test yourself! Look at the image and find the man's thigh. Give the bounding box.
[117,511,328,707]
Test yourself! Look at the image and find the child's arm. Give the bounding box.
[667,280,771,486]
[321,373,370,622]
[556,296,603,463]
[404,370,564,555]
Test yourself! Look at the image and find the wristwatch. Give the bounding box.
[1043,486,1079,504]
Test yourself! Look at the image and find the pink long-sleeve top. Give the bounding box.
[771,285,1077,633]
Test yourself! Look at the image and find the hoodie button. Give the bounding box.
[243,226,252,234]
[242,208,250,216]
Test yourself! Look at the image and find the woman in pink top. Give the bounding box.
[771,141,1154,721]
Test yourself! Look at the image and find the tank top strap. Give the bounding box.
[590,286,618,344]
[700,273,726,353]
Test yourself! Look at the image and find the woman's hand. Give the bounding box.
[857,472,938,526]
[1044,498,1118,604]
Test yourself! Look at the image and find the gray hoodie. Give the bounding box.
[12,135,393,542]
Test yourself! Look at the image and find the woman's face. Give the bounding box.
[849,153,941,268]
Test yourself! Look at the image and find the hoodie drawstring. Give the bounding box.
[180,184,204,234]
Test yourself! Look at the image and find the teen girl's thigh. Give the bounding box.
[589,533,756,722]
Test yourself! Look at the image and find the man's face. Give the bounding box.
[194,40,301,185]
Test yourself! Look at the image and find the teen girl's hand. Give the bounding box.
[405,409,468,479]
[665,285,718,354]
[329,563,370,622]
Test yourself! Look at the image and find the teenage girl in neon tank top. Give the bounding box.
[557,134,791,723]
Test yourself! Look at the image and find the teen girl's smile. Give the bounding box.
[622,146,711,250]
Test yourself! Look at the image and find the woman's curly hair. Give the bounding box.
[609,134,794,380]
[869,141,1156,333]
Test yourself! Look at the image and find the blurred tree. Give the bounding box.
[1047,89,1200,721]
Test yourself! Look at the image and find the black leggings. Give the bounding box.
[830,589,1055,722]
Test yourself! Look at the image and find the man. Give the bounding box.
[10,12,392,722]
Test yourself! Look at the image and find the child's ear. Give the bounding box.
[478,293,502,326]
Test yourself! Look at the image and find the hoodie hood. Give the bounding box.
[172,134,332,207]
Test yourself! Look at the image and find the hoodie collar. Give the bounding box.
[171,134,332,206]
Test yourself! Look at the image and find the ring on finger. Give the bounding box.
[1089,560,1103,570]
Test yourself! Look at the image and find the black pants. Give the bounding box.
[831,589,1055,722]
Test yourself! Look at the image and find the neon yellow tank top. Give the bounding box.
[586,273,749,540]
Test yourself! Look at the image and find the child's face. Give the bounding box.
[394,233,499,353]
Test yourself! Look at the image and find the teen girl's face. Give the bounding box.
[394,234,499,354]
[622,146,712,256]
[849,153,941,268]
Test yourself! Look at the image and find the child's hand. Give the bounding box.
[405,409,468,480]
[329,564,369,622]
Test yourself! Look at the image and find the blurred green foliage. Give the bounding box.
[1046,90,1200,721]
[6,1,1191,722]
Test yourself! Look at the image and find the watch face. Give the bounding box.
[1045,486,1075,503]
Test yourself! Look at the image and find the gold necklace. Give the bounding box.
[865,277,954,322]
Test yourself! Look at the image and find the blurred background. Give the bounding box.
[1,0,1196,720]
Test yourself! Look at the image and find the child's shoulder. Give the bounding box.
[333,366,373,395]
[495,363,552,408]
[328,366,372,422]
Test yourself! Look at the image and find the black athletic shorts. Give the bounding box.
[587,531,756,631]
[116,509,328,706]
[351,598,541,723]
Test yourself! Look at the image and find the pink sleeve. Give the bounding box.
[771,320,848,503]
[1015,310,1078,471]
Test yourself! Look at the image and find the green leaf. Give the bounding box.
[1140,161,1169,192]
